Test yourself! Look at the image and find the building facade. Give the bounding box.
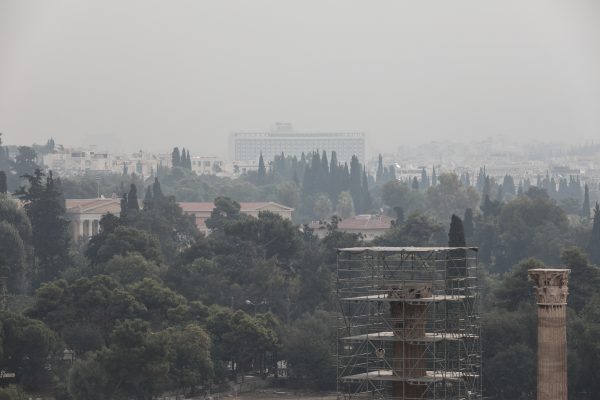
[66,198,294,239]
[230,123,365,164]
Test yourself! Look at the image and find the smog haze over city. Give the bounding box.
[4,2,600,400]
[2,1,600,155]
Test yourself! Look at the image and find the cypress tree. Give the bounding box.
[412,176,419,190]
[362,168,372,213]
[420,167,429,189]
[120,193,128,217]
[127,184,140,211]
[463,208,474,239]
[589,203,600,265]
[431,166,438,187]
[172,147,181,168]
[449,214,466,247]
[152,177,164,199]
[349,156,362,212]
[0,171,6,194]
[181,148,187,169]
[582,184,591,219]
[448,214,467,280]
[389,165,396,181]
[143,186,153,209]
[257,153,267,184]
[376,154,384,182]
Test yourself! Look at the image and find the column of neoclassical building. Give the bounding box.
[528,269,570,400]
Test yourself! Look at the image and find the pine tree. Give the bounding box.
[582,184,591,219]
[463,208,474,239]
[127,184,140,211]
[15,170,71,284]
[257,153,267,184]
[172,147,181,168]
[589,203,600,265]
[0,171,6,194]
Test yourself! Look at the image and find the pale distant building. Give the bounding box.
[66,198,294,239]
[178,201,294,235]
[190,156,226,175]
[230,122,365,164]
[309,214,393,240]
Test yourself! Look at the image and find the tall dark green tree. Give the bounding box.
[448,214,467,280]
[152,177,164,199]
[582,184,591,219]
[15,169,70,284]
[412,176,419,190]
[172,147,181,168]
[589,203,600,265]
[463,208,474,240]
[0,170,6,194]
[376,154,384,182]
[257,154,267,184]
[127,184,140,211]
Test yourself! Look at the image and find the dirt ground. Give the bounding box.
[232,390,337,400]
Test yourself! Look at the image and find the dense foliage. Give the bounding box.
[1,147,599,399]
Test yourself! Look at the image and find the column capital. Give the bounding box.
[528,269,570,305]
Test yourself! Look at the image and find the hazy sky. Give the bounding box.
[1,1,600,156]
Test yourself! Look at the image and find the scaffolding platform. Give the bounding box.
[336,246,481,400]
[340,370,480,383]
[340,331,479,343]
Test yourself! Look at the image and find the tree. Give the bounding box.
[0,171,6,194]
[425,173,479,222]
[13,146,38,178]
[376,154,384,182]
[257,154,267,184]
[463,208,474,239]
[166,324,213,395]
[582,184,591,219]
[282,310,335,389]
[15,170,71,284]
[98,319,171,400]
[0,222,27,293]
[336,191,354,218]
[85,225,163,265]
[589,203,600,265]
[448,214,467,280]
[0,311,59,390]
[67,357,112,400]
[127,184,140,211]
[313,194,332,220]
[171,147,181,168]
[27,276,144,351]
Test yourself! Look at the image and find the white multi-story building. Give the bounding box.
[190,156,226,175]
[230,122,365,164]
[41,148,114,176]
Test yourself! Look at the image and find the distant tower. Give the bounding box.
[528,269,570,400]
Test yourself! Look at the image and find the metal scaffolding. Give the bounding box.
[336,247,481,400]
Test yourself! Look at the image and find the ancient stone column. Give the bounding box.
[528,269,570,400]
[389,282,431,399]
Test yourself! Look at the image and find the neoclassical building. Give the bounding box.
[66,198,294,240]
[66,198,121,241]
